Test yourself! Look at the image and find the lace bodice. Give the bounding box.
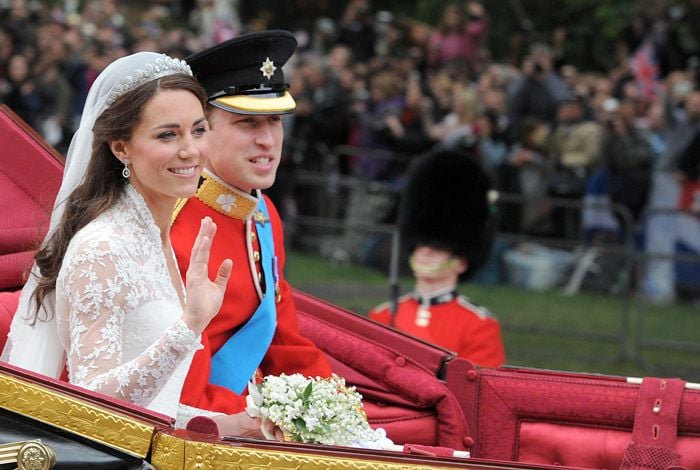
[55,185,201,417]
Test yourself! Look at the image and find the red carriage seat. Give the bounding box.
[0,290,20,351]
[0,105,63,291]
[446,359,700,469]
[0,105,63,351]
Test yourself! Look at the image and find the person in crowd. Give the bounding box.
[549,95,602,180]
[499,117,551,234]
[351,68,405,179]
[2,52,234,423]
[2,53,42,129]
[546,95,603,238]
[475,110,509,179]
[508,44,570,141]
[426,83,479,148]
[170,30,332,437]
[336,0,376,63]
[427,1,489,79]
[382,71,435,155]
[599,97,654,224]
[369,148,506,369]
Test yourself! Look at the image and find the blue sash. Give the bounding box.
[209,197,278,394]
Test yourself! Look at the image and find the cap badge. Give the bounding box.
[260,57,277,80]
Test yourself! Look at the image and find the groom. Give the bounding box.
[171,31,331,435]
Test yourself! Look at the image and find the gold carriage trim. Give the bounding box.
[151,432,468,470]
[0,372,156,458]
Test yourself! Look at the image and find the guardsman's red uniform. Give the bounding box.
[369,289,505,368]
[171,172,331,414]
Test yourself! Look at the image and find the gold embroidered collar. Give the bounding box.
[195,170,259,220]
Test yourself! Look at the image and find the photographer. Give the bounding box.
[599,97,654,223]
[508,45,567,143]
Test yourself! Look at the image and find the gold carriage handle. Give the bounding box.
[0,439,56,470]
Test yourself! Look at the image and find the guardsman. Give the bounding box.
[369,149,506,368]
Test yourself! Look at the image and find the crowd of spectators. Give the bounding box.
[2,0,700,302]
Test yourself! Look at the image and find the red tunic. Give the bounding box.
[369,292,506,368]
[171,178,331,414]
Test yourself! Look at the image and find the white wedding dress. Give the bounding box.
[55,184,200,418]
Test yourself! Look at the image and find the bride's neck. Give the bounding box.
[139,194,176,241]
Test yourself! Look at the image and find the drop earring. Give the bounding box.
[122,161,131,178]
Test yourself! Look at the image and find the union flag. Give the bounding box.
[631,40,661,100]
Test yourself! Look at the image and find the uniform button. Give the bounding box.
[257,272,263,281]
[466,370,478,381]
[395,356,406,367]
[463,436,474,447]
[253,251,260,261]
[250,232,256,241]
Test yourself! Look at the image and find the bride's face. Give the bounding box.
[117,89,209,206]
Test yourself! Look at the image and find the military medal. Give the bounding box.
[253,209,269,225]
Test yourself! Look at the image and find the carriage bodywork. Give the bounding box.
[1,104,699,469]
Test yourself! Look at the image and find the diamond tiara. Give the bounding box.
[106,54,193,106]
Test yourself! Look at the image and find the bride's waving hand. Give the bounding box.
[182,216,233,336]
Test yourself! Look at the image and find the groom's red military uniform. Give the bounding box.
[171,175,331,414]
[171,30,331,416]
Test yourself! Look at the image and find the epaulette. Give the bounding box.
[457,295,496,319]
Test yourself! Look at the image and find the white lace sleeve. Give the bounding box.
[56,237,201,408]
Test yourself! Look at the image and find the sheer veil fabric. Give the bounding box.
[1,52,191,378]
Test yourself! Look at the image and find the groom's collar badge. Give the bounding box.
[195,171,258,221]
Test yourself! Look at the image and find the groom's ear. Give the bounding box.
[109,140,127,160]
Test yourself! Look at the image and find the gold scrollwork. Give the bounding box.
[151,432,463,470]
[0,372,155,457]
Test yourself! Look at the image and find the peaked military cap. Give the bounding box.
[400,148,495,281]
[186,30,297,115]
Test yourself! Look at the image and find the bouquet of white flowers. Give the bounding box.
[246,373,394,449]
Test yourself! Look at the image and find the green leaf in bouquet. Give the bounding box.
[303,381,313,401]
[292,417,306,431]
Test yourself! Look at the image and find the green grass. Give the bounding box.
[286,249,700,382]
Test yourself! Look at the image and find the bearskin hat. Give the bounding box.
[399,148,495,281]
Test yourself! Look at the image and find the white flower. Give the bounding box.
[246,373,394,449]
[216,194,237,212]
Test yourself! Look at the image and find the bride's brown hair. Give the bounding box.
[30,73,207,322]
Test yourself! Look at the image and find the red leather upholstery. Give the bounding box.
[445,360,700,469]
[293,290,469,451]
[0,290,21,351]
[517,422,700,469]
[0,105,63,290]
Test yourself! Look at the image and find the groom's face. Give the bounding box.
[204,106,284,193]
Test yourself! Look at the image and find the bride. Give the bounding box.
[1,51,232,422]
